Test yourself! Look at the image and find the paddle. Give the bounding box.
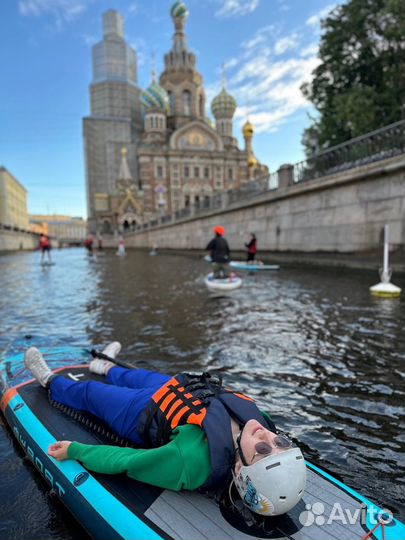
[86,348,135,370]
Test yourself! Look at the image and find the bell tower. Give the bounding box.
[159,2,206,129]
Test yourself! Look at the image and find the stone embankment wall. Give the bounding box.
[123,155,404,256]
[0,229,38,252]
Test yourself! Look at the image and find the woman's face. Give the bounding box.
[234,419,290,473]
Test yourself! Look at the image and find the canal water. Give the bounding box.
[0,248,404,539]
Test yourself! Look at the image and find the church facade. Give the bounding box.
[83,2,268,235]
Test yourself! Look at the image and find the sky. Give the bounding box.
[0,0,345,219]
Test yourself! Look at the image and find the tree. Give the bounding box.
[301,0,405,154]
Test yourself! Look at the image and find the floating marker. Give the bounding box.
[370,225,401,298]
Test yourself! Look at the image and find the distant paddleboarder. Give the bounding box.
[245,233,257,264]
[39,234,52,264]
[84,233,94,255]
[206,226,230,278]
[117,236,126,256]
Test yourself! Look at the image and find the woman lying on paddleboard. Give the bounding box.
[24,343,306,517]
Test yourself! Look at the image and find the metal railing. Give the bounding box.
[124,120,404,234]
[293,120,405,183]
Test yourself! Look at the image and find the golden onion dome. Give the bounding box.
[243,120,255,138]
[211,87,237,119]
[248,156,258,167]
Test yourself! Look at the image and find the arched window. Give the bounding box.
[182,90,191,115]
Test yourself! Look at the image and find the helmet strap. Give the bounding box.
[236,426,249,466]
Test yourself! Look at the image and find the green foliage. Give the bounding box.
[301,0,405,153]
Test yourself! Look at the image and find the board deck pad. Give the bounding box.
[1,347,403,540]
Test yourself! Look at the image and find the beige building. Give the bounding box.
[0,167,29,230]
[84,2,267,235]
[29,215,87,243]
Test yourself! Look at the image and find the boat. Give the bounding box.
[204,272,242,292]
[1,346,404,540]
[229,261,280,271]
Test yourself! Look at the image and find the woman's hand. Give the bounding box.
[48,441,72,461]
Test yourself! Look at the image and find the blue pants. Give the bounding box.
[50,367,170,445]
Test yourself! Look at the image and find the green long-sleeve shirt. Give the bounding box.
[68,424,211,491]
[67,411,273,491]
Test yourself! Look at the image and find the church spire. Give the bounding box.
[160,1,205,125]
[164,2,196,70]
[151,51,157,82]
[170,2,189,53]
[221,62,227,89]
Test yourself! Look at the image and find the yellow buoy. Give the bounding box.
[370,282,401,298]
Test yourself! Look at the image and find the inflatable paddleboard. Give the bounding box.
[40,261,55,266]
[230,261,280,271]
[204,272,242,292]
[1,347,404,540]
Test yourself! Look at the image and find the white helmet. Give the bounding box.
[232,447,307,516]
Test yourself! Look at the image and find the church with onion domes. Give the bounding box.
[83,1,268,234]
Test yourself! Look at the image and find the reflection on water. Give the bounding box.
[0,248,404,539]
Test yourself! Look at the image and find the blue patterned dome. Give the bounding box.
[141,80,169,112]
[211,87,237,119]
[170,1,188,18]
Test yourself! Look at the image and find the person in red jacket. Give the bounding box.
[84,233,94,255]
[245,233,257,263]
[39,234,52,263]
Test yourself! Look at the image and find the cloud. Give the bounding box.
[306,4,336,27]
[300,43,319,57]
[224,58,239,70]
[216,0,259,18]
[273,34,299,55]
[18,0,88,24]
[128,2,139,15]
[207,22,321,135]
[276,0,291,12]
[83,33,97,47]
